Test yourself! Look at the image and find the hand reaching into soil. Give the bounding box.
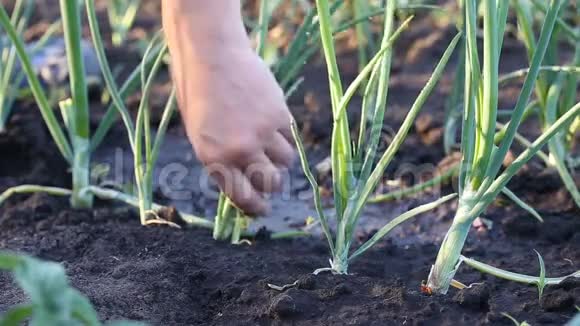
[162,1,295,215]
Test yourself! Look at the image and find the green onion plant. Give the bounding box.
[107,0,140,47]
[84,0,211,228]
[351,0,376,74]
[426,0,580,295]
[0,1,171,211]
[511,0,580,208]
[0,0,61,133]
[0,0,93,208]
[292,0,460,274]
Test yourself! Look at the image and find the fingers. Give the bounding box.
[244,152,283,193]
[265,132,295,167]
[205,149,284,215]
[208,166,269,216]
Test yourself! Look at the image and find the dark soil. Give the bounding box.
[0,0,579,325]
[0,192,578,326]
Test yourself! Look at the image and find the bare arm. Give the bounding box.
[162,1,295,215]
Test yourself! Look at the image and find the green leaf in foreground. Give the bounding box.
[0,252,147,326]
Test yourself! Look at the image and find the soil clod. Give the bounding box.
[269,294,297,318]
[453,284,491,311]
[541,289,575,312]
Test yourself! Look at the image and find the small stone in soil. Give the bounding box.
[541,289,574,312]
[269,294,297,318]
[453,283,490,311]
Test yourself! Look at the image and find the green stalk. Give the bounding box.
[349,33,461,229]
[352,0,373,74]
[427,0,565,295]
[134,41,168,224]
[213,192,235,241]
[0,5,72,162]
[60,0,92,208]
[231,211,245,244]
[89,44,162,151]
[88,186,213,229]
[444,41,465,155]
[335,32,461,274]
[291,120,335,256]
[472,102,580,228]
[477,0,563,200]
[355,2,397,177]
[256,0,271,58]
[529,0,578,44]
[349,193,457,262]
[545,77,580,207]
[471,0,499,188]
[513,0,548,109]
[498,65,580,85]
[0,185,72,206]
[426,188,477,294]
[460,256,579,285]
[316,0,352,217]
[333,1,397,274]
[369,165,458,203]
[0,0,34,132]
[563,5,580,149]
[85,0,137,151]
[430,100,580,294]
[108,0,140,47]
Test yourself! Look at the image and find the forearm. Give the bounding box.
[161,1,250,60]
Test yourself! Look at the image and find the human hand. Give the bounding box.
[163,1,295,215]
